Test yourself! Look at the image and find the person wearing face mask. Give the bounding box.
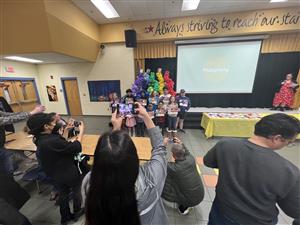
[27,113,85,225]
[35,113,73,202]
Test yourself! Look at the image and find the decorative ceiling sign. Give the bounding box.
[142,9,299,37]
[99,7,300,43]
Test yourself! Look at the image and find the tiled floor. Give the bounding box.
[11,115,299,225]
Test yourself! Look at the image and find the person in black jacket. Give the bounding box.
[27,113,85,225]
[162,137,204,215]
[0,105,45,225]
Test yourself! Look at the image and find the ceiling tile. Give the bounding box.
[72,0,299,24]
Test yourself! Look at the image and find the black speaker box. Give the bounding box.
[125,29,137,48]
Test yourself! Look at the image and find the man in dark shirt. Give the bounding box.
[204,113,300,225]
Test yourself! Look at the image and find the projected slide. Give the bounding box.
[176,41,261,93]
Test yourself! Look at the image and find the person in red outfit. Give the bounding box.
[272,73,299,111]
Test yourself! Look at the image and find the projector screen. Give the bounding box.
[176,41,261,93]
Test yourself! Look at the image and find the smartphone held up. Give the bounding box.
[112,103,139,116]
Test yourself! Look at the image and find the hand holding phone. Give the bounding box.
[111,110,123,131]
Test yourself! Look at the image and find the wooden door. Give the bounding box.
[63,79,82,116]
[0,79,39,112]
[0,81,21,112]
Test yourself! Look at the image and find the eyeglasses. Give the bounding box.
[280,137,297,146]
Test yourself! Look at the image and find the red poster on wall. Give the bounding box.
[5,66,15,73]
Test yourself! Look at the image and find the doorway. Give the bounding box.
[61,78,82,116]
[0,78,40,112]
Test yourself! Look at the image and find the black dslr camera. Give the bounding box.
[73,121,81,127]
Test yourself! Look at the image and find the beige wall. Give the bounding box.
[0,60,39,79]
[0,44,134,116]
[1,0,100,62]
[44,0,101,42]
[37,43,134,115]
[0,0,52,55]
[0,59,44,106]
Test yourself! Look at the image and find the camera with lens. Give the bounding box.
[73,121,81,127]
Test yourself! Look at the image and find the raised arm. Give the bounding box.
[0,105,45,126]
[111,103,167,194]
[0,111,30,126]
[138,104,167,194]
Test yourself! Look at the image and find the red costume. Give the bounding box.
[272,80,296,107]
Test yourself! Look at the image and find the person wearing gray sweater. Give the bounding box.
[204,113,300,225]
[81,102,169,225]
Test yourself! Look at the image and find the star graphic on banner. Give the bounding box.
[148,25,154,32]
[145,25,154,33]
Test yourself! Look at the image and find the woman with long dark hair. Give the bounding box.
[26,113,85,225]
[82,102,169,225]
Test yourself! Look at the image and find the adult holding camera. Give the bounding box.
[82,102,169,225]
[162,137,204,215]
[27,113,85,225]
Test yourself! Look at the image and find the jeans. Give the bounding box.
[58,181,82,223]
[208,200,278,225]
[0,147,14,175]
[168,116,177,132]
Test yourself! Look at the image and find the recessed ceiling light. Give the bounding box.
[270,0,287,2]
[4,56,43,64]
[90,0,119,18]
[182,0,201,11]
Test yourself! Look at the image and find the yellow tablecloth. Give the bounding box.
[201,113,300,139]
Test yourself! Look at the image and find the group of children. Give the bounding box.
[110,87,191,138]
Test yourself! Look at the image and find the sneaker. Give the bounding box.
[178,206,191,215]
[179,129,186,133]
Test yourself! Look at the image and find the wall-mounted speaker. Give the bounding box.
[124,29,137,48]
